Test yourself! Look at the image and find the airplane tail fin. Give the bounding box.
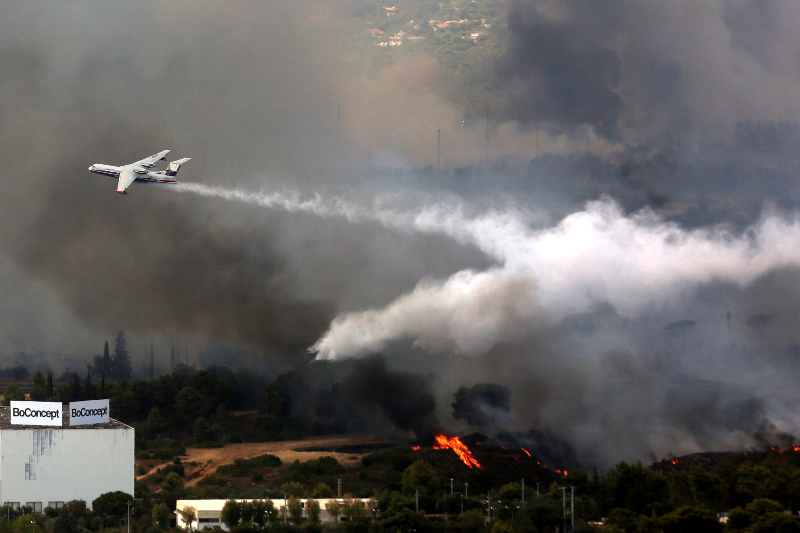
[166,158,191,177]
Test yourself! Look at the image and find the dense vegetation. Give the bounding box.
[3,334,800,532]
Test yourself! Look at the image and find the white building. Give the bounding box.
[0,406,134,511]
[176,498,376,530]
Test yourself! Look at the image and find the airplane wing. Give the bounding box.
[116,169,137,194]
[131,149,171,169]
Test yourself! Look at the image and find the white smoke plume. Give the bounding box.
[175,183,800,359]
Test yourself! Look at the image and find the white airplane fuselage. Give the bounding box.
[87,164,178,185]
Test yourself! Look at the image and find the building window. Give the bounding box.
[198,518,219,523]
[25,502,42,513]
[4,503,20,510]
[48,502,64,510]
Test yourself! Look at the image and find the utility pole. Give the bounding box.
[450,478,453,494]
[571,486,575,533]
[521,478,525,503]
[536,482,539,498]
[127,501,131,533]
[465,482,468,498]
[416,490,419,512]
[338,477,342,498]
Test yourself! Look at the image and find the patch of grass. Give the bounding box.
[217,454,283,476]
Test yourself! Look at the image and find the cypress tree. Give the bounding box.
[72,372,81,402]
[46,372,53,399]
[102,341,112,376]
[83,370,95,400]
[112,330,132,380]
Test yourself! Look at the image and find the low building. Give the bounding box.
[176,498,376,530]
[0,406,134,511]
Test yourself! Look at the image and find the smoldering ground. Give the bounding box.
[7,0,800,468]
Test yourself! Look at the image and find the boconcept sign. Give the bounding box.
[9,399,111,426]
[10,401,62,426]
[69,399,110,426]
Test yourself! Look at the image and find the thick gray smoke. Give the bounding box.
[7,0,800,467]
[497,0,800,141]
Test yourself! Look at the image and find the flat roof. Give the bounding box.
[0,406,131,430]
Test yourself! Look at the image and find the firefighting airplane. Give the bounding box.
[88,150,190,194]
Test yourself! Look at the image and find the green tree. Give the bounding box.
[238,501,253,524]
[519,498,561,533]
[2,383,24,405]
[82,371,96,400]
[605,508,638,533]
[192,418,220,443]
[280,481,306,497]
[70,373,81,402]
[112,330,132,381]
[312,483,334,498]
[177,505,196,531]
[13,514,41,533]
[737,465,781,501]
[341,497,366,522]
[161,472,184,492]
[152,503,171,529]
[381,508,430,533]
[52,507,80,533]
[660,506,722,533]
[145,407,168,437]
[401,460,441,495]
[220,500,241,529]
[306,498,321,524]
[325,500,341,522]
[175,386,204,426]
[250,500,268,527]
[93,341,112,379]
[287,496,303,525]
[606,461,670,515]
[30,370,46,401]
[92,491,132,522]
[46,372,53,399]
[491,521,514,533]
[498,482,521,501]
[750,512,800,533]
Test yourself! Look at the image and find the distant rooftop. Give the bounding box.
[0,406,131,430]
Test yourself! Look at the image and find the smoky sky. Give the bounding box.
[8,0,800,468]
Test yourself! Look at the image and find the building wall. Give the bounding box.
[176,499,376,530]
[0,426,134,509]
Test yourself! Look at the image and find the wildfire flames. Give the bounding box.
[433,435,482,469]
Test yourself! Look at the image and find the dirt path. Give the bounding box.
[138,434,389,486]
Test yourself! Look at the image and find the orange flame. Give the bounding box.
[412,446,421,450]
[434,435,481,469]
[521,448,531,457]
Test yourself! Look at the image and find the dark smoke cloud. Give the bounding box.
[452,383,511,431]
[499,1,624,136]
[343,356,439,440]
[495,0,800,143]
